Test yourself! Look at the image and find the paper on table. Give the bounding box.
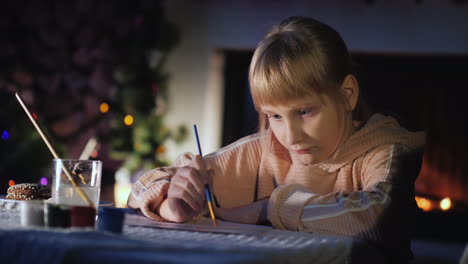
[124,214,273,235]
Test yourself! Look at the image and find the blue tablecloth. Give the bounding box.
[0,229,280,264]
[0,204,386,264]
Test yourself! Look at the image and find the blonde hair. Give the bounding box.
[249,17,370,134]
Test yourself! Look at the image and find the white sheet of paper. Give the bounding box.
[124,214,273,235]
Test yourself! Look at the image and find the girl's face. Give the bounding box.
[261,94,350,166]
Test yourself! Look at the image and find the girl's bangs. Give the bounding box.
[250,53,327,108]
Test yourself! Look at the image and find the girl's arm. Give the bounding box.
[214,198,270,225]
[268,144,419,241]
[128,134,264,222]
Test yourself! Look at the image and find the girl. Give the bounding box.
[128,17,425,262]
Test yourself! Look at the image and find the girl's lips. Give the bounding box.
[295,149,310,154]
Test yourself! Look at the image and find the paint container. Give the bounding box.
[20,200,44,227]
[44,203,70,228]
[70,205,96,228]
[97,207,125,234]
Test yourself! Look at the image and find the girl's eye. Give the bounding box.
[299,107,320,117]
[299,109,313,116]
[268,114,282,120]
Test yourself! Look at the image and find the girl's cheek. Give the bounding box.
[269,123,280,136]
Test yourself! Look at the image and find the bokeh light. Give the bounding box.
[1,131,9,140]
[100,102,109,113]
[8,180,15,187]
[114,182,132,208]
[124,114,134,126]
[157,145,166,154]
[40,177,48,185]
[439,197,452,211]
[415,196,433,212]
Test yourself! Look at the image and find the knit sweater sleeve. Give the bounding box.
[268,144,414,241]
[204,134,263,208]
[127,134,264,220]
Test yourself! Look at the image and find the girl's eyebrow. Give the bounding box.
[260,106,276,113]
[261,103,319,113]
[261,109,276,115]
[289,104,320,111]
[294,104,318,109]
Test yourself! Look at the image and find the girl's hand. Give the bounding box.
[214,198,270,225]
[159,154,210,222]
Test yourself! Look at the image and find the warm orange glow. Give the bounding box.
[439,197,452,211]
[90,150,98,159]
[8,180,15,187]
[157,145,166,154]
[100,102,109,113]
[124,115,134,126]
[415,196,434,211]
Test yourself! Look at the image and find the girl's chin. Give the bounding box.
[297,155,320,166]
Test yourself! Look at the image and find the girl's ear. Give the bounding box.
[340,74,359,111]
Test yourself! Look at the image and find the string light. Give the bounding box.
[416,196,454,212]
[40,177,48,185]
[100,102,109,113]
[157,145,166,154]
[8,180,15,187]
[440,197,452,211]
[415,196,433,212]
[124,114,134,126]
[1,131,9,140]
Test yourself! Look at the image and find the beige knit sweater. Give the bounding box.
[128,114,425,242]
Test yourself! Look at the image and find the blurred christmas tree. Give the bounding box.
[106,1,187,175]
[0,0,187,196]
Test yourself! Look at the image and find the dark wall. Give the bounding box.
[353,53,468,204]
[222,51,258,147]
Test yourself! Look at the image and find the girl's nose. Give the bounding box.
[285,119,303,145]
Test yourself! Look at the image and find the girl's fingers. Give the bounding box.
[168,182,201,211]
[169,167,206,210]
[191,155,208,185]
[177,166,205,198]
[183,153,212,185]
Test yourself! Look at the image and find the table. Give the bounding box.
[0,200,386,264]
